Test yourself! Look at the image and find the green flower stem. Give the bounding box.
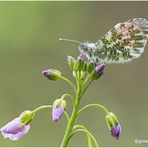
[70,128,99,147]
[64,111,70,121]
[77,104,109,117]
[60,72,94,147]
[83,74,90,86]
[60,92,80,147]
[60,72,82,147]
[74,71,80,90]
[80,80,93,98]
[32,105,53,114]
[60,75,77,94]
[73,125,93,147]
[61,72,94,147]
[61,93,75,106]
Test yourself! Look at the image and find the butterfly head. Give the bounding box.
[79,42,97,52]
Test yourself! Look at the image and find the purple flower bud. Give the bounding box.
[110,123,121,140]
[106,112,121,140]
[75,53,86,71]
[91,63,106,80]
[42,69,61,81]
[42,69,52,77]
[77,52,85,61]
[0,118,30,141]
[52,105,64,122]
[95,63,106,74]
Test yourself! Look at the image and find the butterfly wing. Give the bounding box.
[89,18,148,63]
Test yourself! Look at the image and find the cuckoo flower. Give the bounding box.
[52,105,64,122]
[106,112,121,140]
[0,118,30,141]
[52,99,66,122]
[110,123,121,140]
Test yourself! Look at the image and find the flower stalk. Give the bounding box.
[60,72,82,147]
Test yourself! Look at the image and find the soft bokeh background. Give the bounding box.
[0,1,148,147]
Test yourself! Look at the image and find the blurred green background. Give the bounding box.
[0,1,148,147]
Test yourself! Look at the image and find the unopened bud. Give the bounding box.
[67,56,76,71]
[52,99,66,122]
[74,53,86,71]
[91,63,106,80]
[87,59,96,73]
[42,69,61,81]
[106,112,121,140]
[96,63,106,74]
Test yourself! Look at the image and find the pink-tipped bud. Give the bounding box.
[42,69,61,81]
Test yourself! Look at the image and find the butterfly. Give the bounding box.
[60,18,148,64]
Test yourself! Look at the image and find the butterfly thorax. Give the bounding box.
[79,42,104,62]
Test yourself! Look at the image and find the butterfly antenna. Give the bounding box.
[59,38,81,44]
